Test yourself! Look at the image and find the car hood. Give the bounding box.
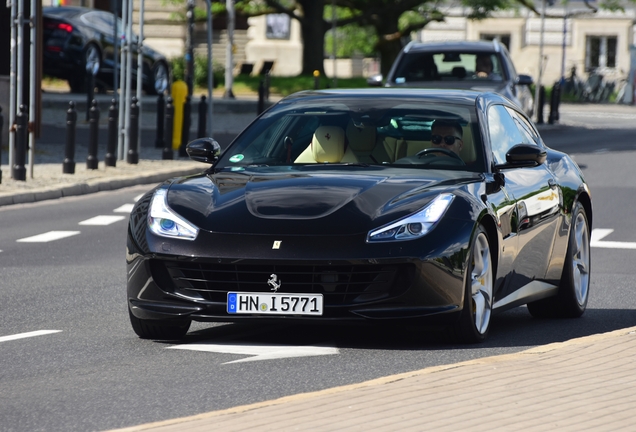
[166,169,481,236]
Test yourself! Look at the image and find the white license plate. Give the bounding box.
[227,292,323,316]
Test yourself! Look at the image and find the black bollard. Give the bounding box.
[197,95,207,138]
[105,99,118,167]
[549,81,561,124]
[162,96,174,160]
[12,104,28,181]
[179,95,191,157]
[86,99,100,169]
[86,72,95,122]
[127,97,139,164]
[0,105,3,184]
[155,93,165,148]
[257,80,265,115]
[63,101,77,174]
[264,72,270,101]
[537,86,545,124]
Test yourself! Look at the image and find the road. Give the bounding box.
[1,110,636,431]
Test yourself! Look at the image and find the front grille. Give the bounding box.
[156,261,413,306]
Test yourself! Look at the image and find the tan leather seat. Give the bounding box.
[294,126,358,163]
[346,122,391,164]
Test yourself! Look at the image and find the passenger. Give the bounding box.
[475,54,493,78]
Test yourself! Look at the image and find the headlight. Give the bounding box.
[367,193,454,242]
[148,188,199,241]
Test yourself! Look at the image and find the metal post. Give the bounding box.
[136,0,144,160]
[87,100,100,169]
[534,0,547,122]
[63,102,77,174]
[155,93,165,148]
[28,0,37,179]
[331,0,337,88]
[314,70,320,89]
[206,0,214,137]
[197,95,207,138]
[0,105,3,183]
[124,0,134,159]
[185,0,195,96]
[12,105,27,181]
[549,81,561,124]
[117,0,129,160]
[8,0,18,175]
[105,99,118,167]
[163,96,174,160]
[127,97,139,164]
[224,0,235,98]
[180,96,191,157]
[112,0,119,99]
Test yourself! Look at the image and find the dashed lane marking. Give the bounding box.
[79,215,126,226]
[114,204,135,213]
[0,330,62,343]
[16,231,81,243]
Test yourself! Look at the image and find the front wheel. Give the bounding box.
[128,307,191,340]
[449,226,493,343]
[527,202,590,318]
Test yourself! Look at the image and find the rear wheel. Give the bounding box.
[128,307,191,340]
[527,202,590,318]
[450,226,493,343]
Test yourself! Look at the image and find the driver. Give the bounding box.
[430,119,463,157]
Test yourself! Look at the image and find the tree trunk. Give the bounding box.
[377,38,404,77]
[298,0,327,76]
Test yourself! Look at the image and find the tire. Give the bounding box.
[128,307,191,340]
[450,226,494,343]
[527,202,590,318]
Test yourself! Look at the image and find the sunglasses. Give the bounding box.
[431,135,462,145]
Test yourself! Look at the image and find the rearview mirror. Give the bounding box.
[516,74,534,86]
[186,137,221,164]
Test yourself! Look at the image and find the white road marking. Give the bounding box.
[17,231,81,243]
[591,228,636,249]
[167,343,339,364]
[79,215,126,226]
[114,204,135,213]
[0,330,62,343]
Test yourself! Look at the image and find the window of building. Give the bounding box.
[480,34,511,51]
[586,36,617,71]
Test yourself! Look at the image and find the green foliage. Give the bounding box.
[324,6,377,58]
[170,55,224,88]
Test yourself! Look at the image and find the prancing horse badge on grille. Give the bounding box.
[272,241,282,249]
[268,274,281,291]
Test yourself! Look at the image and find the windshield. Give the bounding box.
[392,52,506,83]
[216,96,485,173]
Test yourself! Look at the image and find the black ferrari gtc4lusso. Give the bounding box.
[127,88,592,343]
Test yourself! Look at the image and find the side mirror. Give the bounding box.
[495,144,546,170]
[367,74,383,87]
[516,74,534,86]
[186,137,221,164]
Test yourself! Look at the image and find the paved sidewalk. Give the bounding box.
[110,327,636,431]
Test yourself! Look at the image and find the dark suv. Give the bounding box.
[369,40,534,116]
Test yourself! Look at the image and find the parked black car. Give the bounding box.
[126,88,591,344]
[369,40,534,116]
[43,6,170,94]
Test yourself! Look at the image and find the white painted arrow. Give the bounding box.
[167,343,339,364]
[591,229,636,249]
